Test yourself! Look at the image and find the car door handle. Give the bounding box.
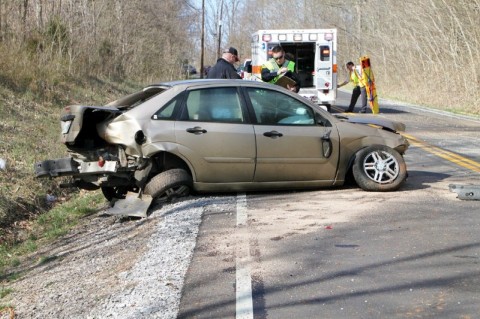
[263,130,283,138]
[186,126,207,135]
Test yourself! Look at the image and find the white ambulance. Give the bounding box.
[250,29,338,109]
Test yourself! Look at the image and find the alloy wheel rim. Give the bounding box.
[362,150,399,184]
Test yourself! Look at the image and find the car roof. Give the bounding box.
[145,79,280,90]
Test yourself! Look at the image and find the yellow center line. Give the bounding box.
[402,133,480,173]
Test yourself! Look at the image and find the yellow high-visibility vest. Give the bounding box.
[350,68,365,87]
[263,59,295,84]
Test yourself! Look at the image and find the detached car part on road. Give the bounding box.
[35,79,409,204]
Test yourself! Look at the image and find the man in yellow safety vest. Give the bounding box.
[261,45,300,92]
[338,61,367,113]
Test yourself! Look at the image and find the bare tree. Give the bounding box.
[0,0,478,113]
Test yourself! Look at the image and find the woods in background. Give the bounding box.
[0,0,478,114]
[235,0,480,114]
[0,0,197,83]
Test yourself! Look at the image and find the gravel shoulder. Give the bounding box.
[2,196,208,319]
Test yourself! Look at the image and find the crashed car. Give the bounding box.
[35,79,409,203]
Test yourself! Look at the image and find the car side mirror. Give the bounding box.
[246,64,252,73]
[316,113,330,127]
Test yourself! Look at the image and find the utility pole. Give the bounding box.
[356,0,363,53]
[216,0,224,58]
[200,0,205,78]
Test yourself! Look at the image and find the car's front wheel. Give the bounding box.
[352,145,407,192]
[144,169,192,202]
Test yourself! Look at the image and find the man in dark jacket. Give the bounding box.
[207,47,242,79]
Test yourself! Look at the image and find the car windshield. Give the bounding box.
[105,86,169,110]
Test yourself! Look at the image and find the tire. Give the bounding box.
[144,169,192,202]
[352,145,407,192]
[101,186,128,201]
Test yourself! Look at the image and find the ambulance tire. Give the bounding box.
[352,145,407,192]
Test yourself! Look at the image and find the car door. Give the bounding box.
[245,87,339,183]
[175,87,256,183]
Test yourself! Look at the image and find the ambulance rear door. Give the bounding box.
[314,32,336,105]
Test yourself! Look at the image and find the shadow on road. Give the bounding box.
[401,170,451,191]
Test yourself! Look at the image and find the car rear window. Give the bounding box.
[106,86,170,110]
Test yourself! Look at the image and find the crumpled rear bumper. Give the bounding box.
[35,157,79,178]
[35,157,118,178]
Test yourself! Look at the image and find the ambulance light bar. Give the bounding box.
[261,31,333,42]
[262,34,272,42]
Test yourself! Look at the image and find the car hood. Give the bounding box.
[334,114,406,133]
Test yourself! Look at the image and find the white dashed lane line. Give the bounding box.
[236,193,254,319]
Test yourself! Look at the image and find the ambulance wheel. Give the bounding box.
[352,145,407,192]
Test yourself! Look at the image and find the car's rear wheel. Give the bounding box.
[144,169,192,202]
[352,145,407,192]
[101,186,129,201]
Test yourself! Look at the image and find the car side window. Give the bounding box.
[246,88,315,125]
[184,87,244,123]
[152,96,180,120]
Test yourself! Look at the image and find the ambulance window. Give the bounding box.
[320,45,330,62]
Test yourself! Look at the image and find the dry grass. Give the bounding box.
[0,44,141,246]
[378,80,480,117]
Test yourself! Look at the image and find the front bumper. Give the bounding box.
[394,139,410,155]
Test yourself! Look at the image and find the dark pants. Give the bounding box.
[346,86,367,113]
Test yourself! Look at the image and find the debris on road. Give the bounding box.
[449,184,480,200]
[105,192,153,218]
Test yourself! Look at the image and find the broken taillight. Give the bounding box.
[98,156,105,167]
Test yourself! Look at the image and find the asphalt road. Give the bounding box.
[177,91,480,319]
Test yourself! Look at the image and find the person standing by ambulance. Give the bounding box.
[338,61,367,113]
[207,47,242,79]
[261,45,300,93]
